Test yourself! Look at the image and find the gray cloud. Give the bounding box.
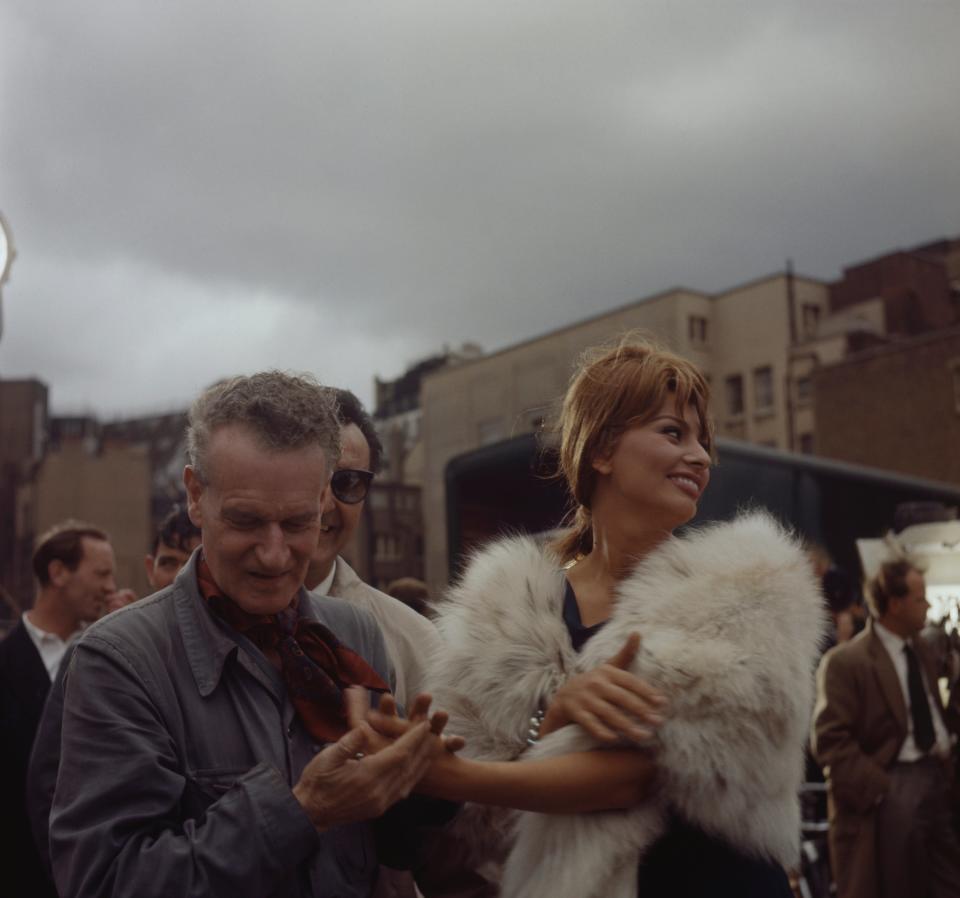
[1,0,958,415]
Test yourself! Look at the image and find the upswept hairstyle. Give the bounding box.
[552,333,714,563]
[866,558,922,618]
[186,371,340,483]
[151,506,202,555]
[33,520,110,586]
[327,388,384,475]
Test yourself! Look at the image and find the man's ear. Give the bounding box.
[144,554,156,585]
[48,558,69,588]
[183,466,205,528]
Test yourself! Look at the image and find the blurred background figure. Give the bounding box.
[102,587,138,615]
[386,577,431,618]
[145,505,202,592]
[0,520,115,898]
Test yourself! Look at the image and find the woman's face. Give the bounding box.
[591,396,711,532]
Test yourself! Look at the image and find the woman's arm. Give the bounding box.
[350,687,659,815]
[418,747,658,814]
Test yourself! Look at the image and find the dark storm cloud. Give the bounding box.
[1,1,958,413]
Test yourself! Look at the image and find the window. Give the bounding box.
[725,375,744,416]
[801,304,821,338]
[688,315,709,346]
[796,376,812,404]
[754,366,774,412]
[799,433,814,454]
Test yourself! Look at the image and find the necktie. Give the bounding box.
[903,643,935,753]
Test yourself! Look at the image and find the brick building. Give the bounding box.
[815,328,960,488]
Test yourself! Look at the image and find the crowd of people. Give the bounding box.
[0,336,958,898]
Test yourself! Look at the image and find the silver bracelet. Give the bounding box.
[526,706,546,746]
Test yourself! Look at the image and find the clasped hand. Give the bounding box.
[292,688,462,832]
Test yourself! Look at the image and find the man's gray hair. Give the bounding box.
[186,371,341,483]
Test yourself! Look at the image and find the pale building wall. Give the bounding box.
[31,441,152,597]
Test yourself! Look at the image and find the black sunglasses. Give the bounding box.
[330,468,374,505]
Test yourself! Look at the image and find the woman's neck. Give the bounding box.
[567,513,672,625]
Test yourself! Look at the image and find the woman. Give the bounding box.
[364,336,825,897]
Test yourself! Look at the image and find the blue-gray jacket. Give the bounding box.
[50,552,394,898]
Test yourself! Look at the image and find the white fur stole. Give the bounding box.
[429,512,827,898]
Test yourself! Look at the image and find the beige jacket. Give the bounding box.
[322,558,495,898]
[322,557,441,711]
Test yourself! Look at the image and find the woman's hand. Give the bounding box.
[541,632,667,745]
[345,687,465,755]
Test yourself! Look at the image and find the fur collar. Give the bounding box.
[430,512,827,898]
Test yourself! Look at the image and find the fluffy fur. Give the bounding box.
[428,512,827,898]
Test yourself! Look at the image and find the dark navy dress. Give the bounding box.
[562,582,793,898]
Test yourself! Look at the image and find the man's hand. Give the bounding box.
[540,632,666,745]
[292,720,438,832]
[102,588,138,615]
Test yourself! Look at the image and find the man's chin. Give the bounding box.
[233,578,299,615]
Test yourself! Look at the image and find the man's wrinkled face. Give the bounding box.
[185,425,330,615]
[145,535,202,591]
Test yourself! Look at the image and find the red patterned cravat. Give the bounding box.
[198,558,388,743]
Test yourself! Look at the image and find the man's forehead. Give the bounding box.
[80,536,113,561]
[338,423,371,469]
[203,425,329,487]
[156,539,196,557]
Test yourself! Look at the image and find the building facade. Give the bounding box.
[0,379,48,614]
[814,328,960,488]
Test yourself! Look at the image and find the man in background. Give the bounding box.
[145,505,202,591]
[305,388,441,710]
[813,559,960,898]
[27,507,202,872]
[305,389,493,898]
[0,521,116,898]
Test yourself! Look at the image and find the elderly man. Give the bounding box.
[812,559,960,898]
[49,373,443,898]
[0,521,116,898]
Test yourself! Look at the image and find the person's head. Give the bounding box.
[307,389,383,588]
[553,335,714,563]
[386,577,430,617]
[184,371,340,614]
[32,520,116,625]
[145,506,203,591]
[868,559,929,637]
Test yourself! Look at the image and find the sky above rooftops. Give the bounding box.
[1,0,958,417]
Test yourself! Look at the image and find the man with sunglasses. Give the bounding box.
[305,388,441,713]
[303,391,493,898]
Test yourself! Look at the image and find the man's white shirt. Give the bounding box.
[22,612,77,681]
[874,620,952,760]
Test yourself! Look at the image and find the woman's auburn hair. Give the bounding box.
[551,333,714,563]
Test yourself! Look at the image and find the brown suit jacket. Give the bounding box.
[811,621,956,898]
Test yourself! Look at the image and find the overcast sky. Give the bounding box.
[1,1,958,418]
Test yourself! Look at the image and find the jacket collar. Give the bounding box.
[330,555,362,595]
